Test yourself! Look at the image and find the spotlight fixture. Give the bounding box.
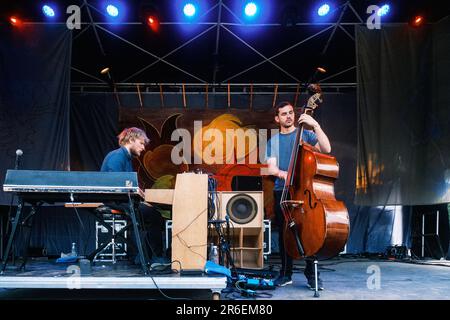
[147,15,160,31]
[100,67,110,75]
[106,4,119,17]
[244,2,258,17]
[139,2,160,31]
[317,4,330,16]
[377,4,390,17]
[183,3,196,17]
[412,15,424,27]
[42,5,56,17]
[9,16,22,27]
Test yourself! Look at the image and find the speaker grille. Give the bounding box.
[226,194,258,224]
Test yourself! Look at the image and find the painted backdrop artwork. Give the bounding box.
[121,108,277,220]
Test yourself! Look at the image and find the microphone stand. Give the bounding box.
[225,215,231,268]
[209,219,237,279]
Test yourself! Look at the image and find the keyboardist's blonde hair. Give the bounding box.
[117,127,150,146]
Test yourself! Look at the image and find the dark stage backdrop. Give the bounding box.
[356,18,450,206]
[70,93,119,171]
[0,25,71,205]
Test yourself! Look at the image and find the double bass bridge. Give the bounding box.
[281,200,304,209]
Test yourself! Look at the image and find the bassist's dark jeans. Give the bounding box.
[274,190,293,277]
[273,190,316,280]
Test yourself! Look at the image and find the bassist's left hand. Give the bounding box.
[298,114,320,131]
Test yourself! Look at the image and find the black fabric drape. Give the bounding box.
[70,93,119,171]
[355,18,450,206]
[346,205,413,254]
[0,25,71,204]
[12,207,97,257]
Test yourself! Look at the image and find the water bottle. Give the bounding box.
[210,244,219,265]
[71,242,77,257]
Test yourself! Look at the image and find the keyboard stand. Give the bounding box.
[1,195,150,275]
[1,198,24,273]
[127,199,150,274]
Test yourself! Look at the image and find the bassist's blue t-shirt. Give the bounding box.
[265,128,317,191]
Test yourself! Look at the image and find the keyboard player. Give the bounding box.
[101,127,165,265]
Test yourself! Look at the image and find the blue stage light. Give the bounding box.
[318,4,330,16]
[377,4,390,17]
[42,5,55,17]
[183,3,196,17]
[244,2,258,17]
[106,4,119,17]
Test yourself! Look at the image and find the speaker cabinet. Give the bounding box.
[212,191,264,269]
[218,191,263,228]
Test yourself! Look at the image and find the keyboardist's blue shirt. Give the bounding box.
[100,146,133,172]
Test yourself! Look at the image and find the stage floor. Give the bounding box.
[0,259,226,300]
[251,256,450,300]
[0,256,449,300]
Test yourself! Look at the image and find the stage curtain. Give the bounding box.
[70,93,119,171]
[0,25,71,204]
[355,18,450,206]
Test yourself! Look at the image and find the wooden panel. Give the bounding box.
[144,189,174,205]
[64,203,103,208]
[171,173,208,271]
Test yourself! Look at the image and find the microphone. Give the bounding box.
[15,149,23,170]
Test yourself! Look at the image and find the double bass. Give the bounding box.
[280,84,349,260]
